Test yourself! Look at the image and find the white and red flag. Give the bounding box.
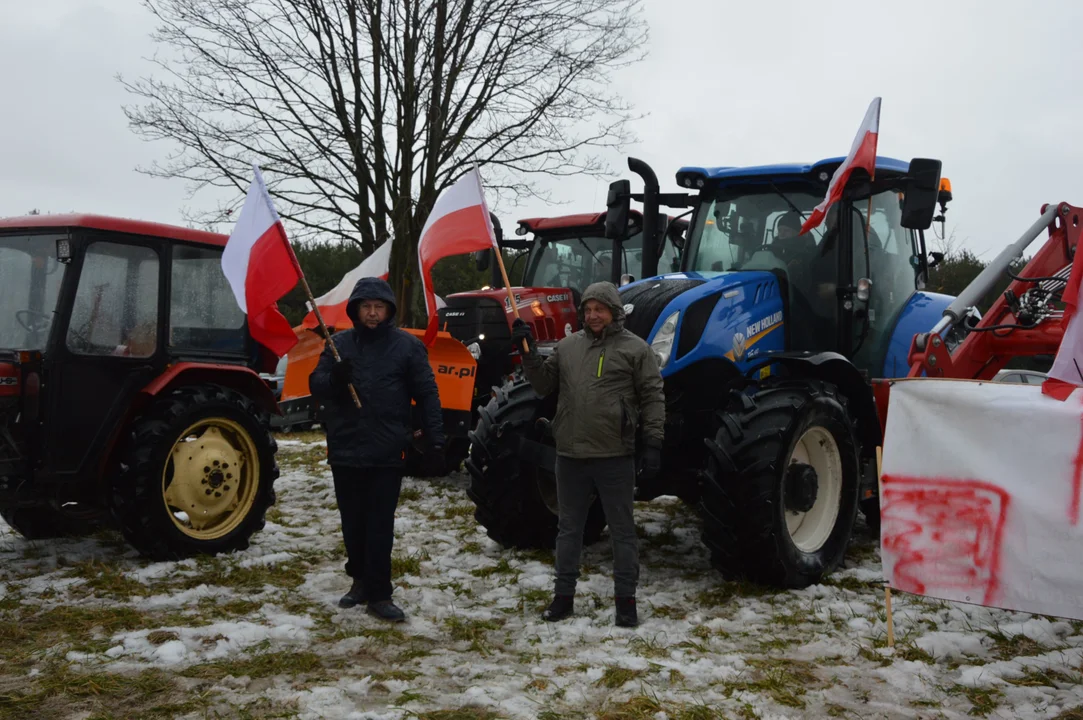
[1043,238,1083,399]
[300,240,391,331]
[418,165,499,346]
[221,164,303,356]
[800,97,881,235]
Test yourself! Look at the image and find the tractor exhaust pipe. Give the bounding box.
[932,202,1061,336]
[629,158,660,280]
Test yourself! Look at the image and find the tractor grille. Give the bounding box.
[675,290,723,360]
[620,278,705,341]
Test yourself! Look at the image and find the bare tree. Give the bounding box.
[121,0,646,324]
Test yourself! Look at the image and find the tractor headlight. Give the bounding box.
[467,342,482,360]
[651,311,679,368]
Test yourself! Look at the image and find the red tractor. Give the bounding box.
[0,214,282,559]
[438,208,687,412]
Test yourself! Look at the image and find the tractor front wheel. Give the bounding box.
[465,378,605,549]
[110,384,278,560]
[700,379,860,588]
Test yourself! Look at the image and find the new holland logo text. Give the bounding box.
[746,310,783,338]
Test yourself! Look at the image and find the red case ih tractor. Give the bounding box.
[0,214,282,559]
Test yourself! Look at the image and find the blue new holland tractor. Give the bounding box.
[465,155,953,589]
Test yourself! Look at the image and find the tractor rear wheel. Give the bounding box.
[465,378,605,549]
[0,505,103,540]
[700,379,860,588]
[110,384,278,560]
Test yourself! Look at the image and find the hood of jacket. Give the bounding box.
[346,276,398,331]
[579,281,626,336]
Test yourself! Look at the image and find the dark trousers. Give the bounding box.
[331,466,403,602]
[554,455,639,598]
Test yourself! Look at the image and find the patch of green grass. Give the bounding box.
[0,664,180,720]
[1052,708,1083,720]
[470,557,516,578]
[822,574,880,592]
[949,685,1003,717]
[392,551,429,578]
[0,605,189,668]
[987,629,1051,661]
[182,650,328,682]
[64,559,148,600]
[628,636,670,659]
[694,579,775,607]
[1006,667,1082,687]
[444,616,505,655]
[462,541,483,554]
[725,658,821,709]
[648,604,687,620]
[443,504,475,520]
[414,707,504,720]
[162,556,308,593]
[146,630,180,646]
[897,641,935,664]
[399,487,423,502]
[595,695,722,720]
[371,669,421,682]
[596,665,648,689]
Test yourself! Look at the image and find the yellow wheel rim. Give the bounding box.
[162,417,260,540]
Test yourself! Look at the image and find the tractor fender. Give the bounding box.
[140,362,280,416]
[753,352,881,456]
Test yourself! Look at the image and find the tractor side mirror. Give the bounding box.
[474,249,491,273]
[605,179,631,241]
[900,158,942,230]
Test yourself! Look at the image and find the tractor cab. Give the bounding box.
[0,214,281,559]
[676,159,939,373]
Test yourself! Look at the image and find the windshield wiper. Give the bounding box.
[769,183,808,223]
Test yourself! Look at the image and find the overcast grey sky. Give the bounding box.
[2,0,1080,259]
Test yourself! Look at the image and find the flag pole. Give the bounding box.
[299,276,362,409]
[493,250,531,354]
[876,445,895,648]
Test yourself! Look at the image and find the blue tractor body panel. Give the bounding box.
[880,291,954,378]
[620,270,786,377]
[676,156,912,188]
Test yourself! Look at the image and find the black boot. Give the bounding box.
[615,596,638,627]
[542,594,574,622]
[367,599,406,623]
[338,578,366,608]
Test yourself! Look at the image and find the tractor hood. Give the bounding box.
[619,270,786,376]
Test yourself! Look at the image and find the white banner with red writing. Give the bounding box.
[881,379,1083,621]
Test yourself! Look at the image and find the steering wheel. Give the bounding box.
[16,309,52,333]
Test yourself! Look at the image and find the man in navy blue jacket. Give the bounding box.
[310,277,444,622]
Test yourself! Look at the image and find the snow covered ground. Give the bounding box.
[2,433,1082,719]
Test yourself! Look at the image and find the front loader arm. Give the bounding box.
[907,202,1081,380]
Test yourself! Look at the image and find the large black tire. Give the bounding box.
[465,378,605,549]
[700,379,861,588]
[110,384,279,560]
[0,506,103,540]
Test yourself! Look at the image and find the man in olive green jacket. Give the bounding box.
[512,281,665,627]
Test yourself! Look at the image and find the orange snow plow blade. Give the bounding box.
[280,327,476,414]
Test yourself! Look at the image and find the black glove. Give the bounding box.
[421,443,445,476]
[638,441,662,481]
[330,358,353,390]
[511,318,536,354]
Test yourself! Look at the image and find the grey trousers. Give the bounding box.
[554,454,639,597]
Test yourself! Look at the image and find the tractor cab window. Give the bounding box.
[67,242,160,358]
[170,245,247,355]
[686,189,837,352]
[0,234,66,351]
[526,234,626,292]
[849,190,920,372]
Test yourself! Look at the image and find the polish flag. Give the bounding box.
[300,240,391,331]
[299,240,446,332]
[800,97,881,235]
[1043,241,1083,399]
[221,164,303,356]
[418,165,499,346]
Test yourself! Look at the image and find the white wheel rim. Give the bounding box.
[785,426,842,553]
